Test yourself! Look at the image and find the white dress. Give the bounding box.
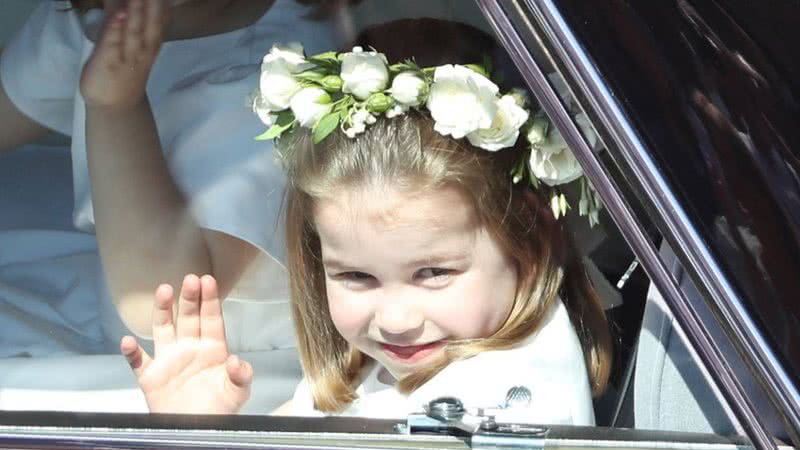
[0,0,335,357]
[289,298,595,425]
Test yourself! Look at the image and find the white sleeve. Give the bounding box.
[0,2,85,135]
[163,70,288,267]
[159,0,340,267]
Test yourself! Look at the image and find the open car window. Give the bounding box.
[1,1,797,450]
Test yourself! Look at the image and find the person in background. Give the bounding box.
[0,0,338,357]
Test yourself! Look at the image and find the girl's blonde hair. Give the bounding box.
[283,111,612,412]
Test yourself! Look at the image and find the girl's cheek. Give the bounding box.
[326,286,369,338]
[438,287,510,338]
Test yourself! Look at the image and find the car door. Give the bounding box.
[1,1,798,450]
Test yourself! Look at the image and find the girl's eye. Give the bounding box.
[331,271,376,284]
[416,267,453,281]
[343,271,374,280]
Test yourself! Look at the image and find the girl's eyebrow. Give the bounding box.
[322,254,469,271]
[404,253,469,268]
[321,259,360,272]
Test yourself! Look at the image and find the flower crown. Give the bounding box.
[252,44,602,226]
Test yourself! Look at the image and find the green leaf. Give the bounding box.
[308,58,340,70]
[482,54,494,78]
[389,62,413,73]
[295,69,327,82]
[312,111,341,144]
[255,110,295,140]
[309,51,339,61]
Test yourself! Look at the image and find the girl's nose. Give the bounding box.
[373,300,424,337]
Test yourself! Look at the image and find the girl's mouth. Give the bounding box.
[380,341,443,363]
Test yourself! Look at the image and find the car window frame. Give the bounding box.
[472,1,800,449]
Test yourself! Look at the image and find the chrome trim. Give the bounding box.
[476,0,799,448]
[0,424,765,450]
[0,428,467,450]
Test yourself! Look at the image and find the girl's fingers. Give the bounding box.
[142,0,167,49]
[152,283,176,355]
[176,274,202,340]
[199,275,227,343]
[122,0,146,62]
[226,355,254,390]
[120,335,153,378]
[96,11,126,66]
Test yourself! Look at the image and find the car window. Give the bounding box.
[1,1,791,449]
[495,0,799,448]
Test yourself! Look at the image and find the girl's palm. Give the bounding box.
[121,275,252,414]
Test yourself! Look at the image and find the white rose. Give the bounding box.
[262,42,307,69]
[341,46,389,100]
[389,71,426,106]
[290,87,332,127]
[528,126,583,186]
[467,94,529,151]
[252,94,276,126]
[258,43,310,111]
[427,64,499,139]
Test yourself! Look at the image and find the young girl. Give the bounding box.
[0,0,337,356]
[120,24,613,424]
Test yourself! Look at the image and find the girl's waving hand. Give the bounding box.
[121,274,252,414]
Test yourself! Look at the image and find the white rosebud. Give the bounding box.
[341,47,389,100]
[389,71,426,106]
[526,113,549,146]
[467,94,529,151]
[551,195,561,219]
[351,109,371,127]
[427,65,499,139]
[579,190,589,216]
[509,88,529,108]
[258,43,310,111]
[290,87,332,127]
[386,104,408,118]
[589,210,600,227]
[344,121,366,138]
